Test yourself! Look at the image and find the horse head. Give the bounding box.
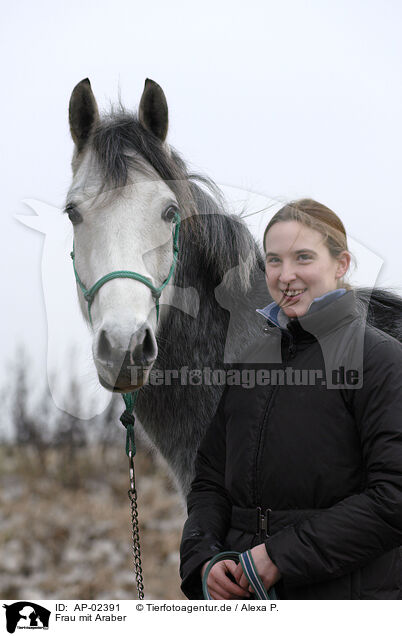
[67,78,191,393]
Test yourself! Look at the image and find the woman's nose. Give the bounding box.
[278,264,297,284]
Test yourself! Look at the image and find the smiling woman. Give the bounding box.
[263,199,352,318]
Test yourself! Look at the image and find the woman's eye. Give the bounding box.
[266,256,280,264]
[65,204,83,225]
[163,205,179,222]
[298,253,312,261]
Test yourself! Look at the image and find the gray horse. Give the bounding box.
[67,78,402,496]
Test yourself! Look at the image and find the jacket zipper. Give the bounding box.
[254,330,296,538]
[253,384,279,534]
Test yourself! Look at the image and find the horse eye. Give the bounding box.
[65,204,83,225]
[163,204,179,222]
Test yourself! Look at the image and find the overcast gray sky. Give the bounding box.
[2,0,402,419]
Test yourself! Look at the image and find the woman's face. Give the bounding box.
[264,220,350,318]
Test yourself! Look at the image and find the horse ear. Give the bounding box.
[69,78,99,152]
[138,78,169,142]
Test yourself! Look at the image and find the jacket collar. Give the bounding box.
[256,288,347,330]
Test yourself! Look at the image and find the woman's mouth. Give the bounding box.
[280,287,307,304]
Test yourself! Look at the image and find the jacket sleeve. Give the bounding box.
[180,389,232,599]
[264,336,402,586]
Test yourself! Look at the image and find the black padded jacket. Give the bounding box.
[179,290,402,599]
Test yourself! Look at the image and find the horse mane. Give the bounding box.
[90,105,264,293]
[356,287,402,342]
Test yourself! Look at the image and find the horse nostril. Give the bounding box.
[142,328,157,365]
[97,329,113,362]
[130,326,157,366]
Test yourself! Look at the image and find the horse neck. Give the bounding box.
[134,189,270,494]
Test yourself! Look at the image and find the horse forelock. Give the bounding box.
[89,107,195,213]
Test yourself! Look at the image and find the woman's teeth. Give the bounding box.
[282,288,307,297]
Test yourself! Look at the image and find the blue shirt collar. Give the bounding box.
[256,288,347,329]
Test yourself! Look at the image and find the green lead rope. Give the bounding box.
[119,390,144,598]
[120,392,137,458]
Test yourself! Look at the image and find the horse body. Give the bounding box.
[67,78,402,495]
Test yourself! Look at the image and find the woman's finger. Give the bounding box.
[238,571,249,590]
[225,560,239,578]
[208,579,239,600]
[208,572,245,600]
[214,563,250,597]
[209,562,250,598]
[209,583,251,600]
[233,562,243,583]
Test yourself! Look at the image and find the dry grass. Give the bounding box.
[0,444,186,600]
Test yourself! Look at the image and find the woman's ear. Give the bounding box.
[335,251,351,281]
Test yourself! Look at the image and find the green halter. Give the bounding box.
[70,211,181,325]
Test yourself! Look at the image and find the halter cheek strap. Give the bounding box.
[70,212,180,325]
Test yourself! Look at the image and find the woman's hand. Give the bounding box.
[234,544,281,594]
[201,559,252,600]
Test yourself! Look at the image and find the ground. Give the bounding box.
[0,444,186,600]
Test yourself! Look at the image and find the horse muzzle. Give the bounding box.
[94,321,158,392]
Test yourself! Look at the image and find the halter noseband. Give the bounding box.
[70,211,181,325]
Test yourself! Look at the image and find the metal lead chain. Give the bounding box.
[128,450,145,600]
